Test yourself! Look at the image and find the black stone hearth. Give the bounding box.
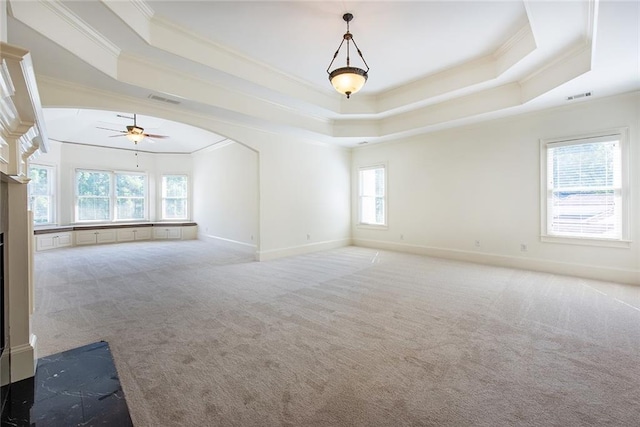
[1,341,133,426]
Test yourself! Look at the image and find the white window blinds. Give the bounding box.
[546,136,622,239]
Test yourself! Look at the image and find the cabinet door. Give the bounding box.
[36,235,56,251]
[75,231,97,245]
[96,230,116,244]
[135,228,152,240]
[167,228,182,239]
[117,229,135,242]
[56,232,73,247]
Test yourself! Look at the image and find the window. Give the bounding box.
[28,164,55,225]
[75,169,147,222]
[116,173,146,220]
[541,130,627,243]
[359,165,386,226]
[161,175,188,220]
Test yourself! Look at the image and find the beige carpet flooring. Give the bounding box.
[33,240,640,426]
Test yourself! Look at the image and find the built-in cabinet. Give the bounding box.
[35,231,73,251]
[116,227,152,242]
[34,223,196,251]
[75,229,117,245]
[153,227,181,240]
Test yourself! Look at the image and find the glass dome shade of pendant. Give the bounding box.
[329,67,368,98]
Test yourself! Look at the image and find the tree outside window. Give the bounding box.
[75,170,148,222]
[162,175,188,220]
[116,173,146,220]
[28,164,54,225]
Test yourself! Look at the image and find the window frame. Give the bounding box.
[539,128,630,248]
[74,168,149,223]
[28,163,56,226]
[114,171,148,222]
[160,174,189,221]
[357,164,387,228]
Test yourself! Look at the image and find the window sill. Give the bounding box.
[541,235,631,249]
[357,223,388,230]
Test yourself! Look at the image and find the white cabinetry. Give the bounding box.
[117,227,152,242]
[34,223,195,250]
[35,232,73,251]
[153,227,182,239]
[75,229,117,245]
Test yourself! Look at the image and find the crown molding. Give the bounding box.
[34,75,343,150]
[371,20,536,115]
[9,0,120,78]
[100,0,153,42]
[520,41,592,103]
[117,53,333,137]
[102,0,340,112]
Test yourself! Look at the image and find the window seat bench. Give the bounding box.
[33,222,197,251]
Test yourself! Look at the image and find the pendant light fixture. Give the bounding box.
[327,13,370,99]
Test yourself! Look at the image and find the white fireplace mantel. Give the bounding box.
[1,41,49,180]
[0,41,49,384]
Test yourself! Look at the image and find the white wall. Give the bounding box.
[191,133,352,260]
[192,142,258,249]
[34,141,193,224]
[37,80,353,259]
[253,135,351,259]
[352,92,640,284]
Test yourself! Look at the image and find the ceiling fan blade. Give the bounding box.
[108,134,126,138]
[144,133,169,139]
[96,126,126,133]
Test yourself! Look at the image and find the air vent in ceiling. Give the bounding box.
[148,94,181,105]
[566,91,592,101]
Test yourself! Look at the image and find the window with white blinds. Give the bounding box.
[542,131,627,242]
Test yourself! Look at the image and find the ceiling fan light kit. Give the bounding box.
[126,125,145,143]
[327,13,370,99]
[97,113,169,144]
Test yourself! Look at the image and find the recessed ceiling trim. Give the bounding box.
[375,21,536,114]
[117,54,334,136]
[520,41,592,103]
[101,0,341,112]
[100,0,153,42]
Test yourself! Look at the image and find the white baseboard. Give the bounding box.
[10,334,37,382]
[257,238,352,261]
[199,233,257,255]
[353,238,640,286]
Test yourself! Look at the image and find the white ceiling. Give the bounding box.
[43,108,229,154]
[5,0,640,152]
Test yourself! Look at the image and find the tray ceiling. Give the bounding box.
[6,0,639,152]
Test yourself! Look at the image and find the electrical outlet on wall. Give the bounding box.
[475,240,481,247]
[520,243,528,252]
[306,234,311,240]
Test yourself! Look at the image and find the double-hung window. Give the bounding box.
[28,164,55,225]
[541,129,628,244]
[75,169,147,222]
[358,165,386,226]
[116,173,146,220]
[161,175,188,220]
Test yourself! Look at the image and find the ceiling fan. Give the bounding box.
[96,113,169,144]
